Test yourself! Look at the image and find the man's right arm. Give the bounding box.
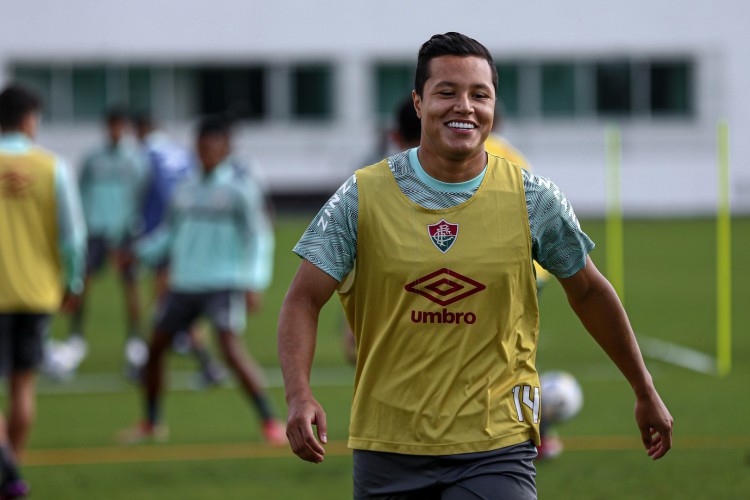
[277,259,340,463]
[54,159,87,308]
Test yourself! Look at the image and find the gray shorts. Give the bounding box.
[153,290,246,335]
[86,236,136,281]
[353,441,537,500]
[0,313,50,377]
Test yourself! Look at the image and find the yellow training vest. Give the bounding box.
[0,147,63,312]
[484,135,552,284]
[340,154,541,455]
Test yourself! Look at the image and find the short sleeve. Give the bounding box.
[524,170,595,278]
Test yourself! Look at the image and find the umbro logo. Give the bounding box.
[404,268,486,306]
[0,167,34,198]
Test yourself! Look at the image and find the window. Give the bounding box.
[291,64,333,119]
[496,63,520,117]
[375,63,414,118]
[10,55,696,124]
[650,61,692,116]
[596,62,632,115]
[128,66,153,114]
[196,67,266,120]
[541,63,577,117]
[71,67,107,121]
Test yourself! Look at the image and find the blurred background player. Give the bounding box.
[134,113,226,387]
[484,99,530,168]
[48,107,147,381]
[0,83,86,498]
[120,115,284,444]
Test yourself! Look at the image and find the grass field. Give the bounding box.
[13,215,750,499]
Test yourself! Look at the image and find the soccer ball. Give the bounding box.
[42,337,88,381]
[540,371,583,424]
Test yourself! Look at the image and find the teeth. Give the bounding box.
[447,121,475,129]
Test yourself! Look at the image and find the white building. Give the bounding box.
[1,0,748,215]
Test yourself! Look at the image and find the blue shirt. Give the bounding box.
[140,131,196,235]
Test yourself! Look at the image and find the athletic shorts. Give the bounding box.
[153,290,246,335]
[353,441,537,500]
[86,236,136,280]
[0,313,50,377]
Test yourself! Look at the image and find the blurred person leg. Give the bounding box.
[116,244,148,380]
[67,236,107,340]
[155,264,225,388]
[188,327,227,389]
[119,291,199,443]
[117,330,171,444]
[45,237,107,381]
[7,372,36,462]
[209,291,285,446]
[0,319,23,495]
[0,314,47,498]
[117,242,143,342]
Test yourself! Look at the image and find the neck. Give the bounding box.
[202,162,221,174]
[416,146,486,183]
[1,128,30,140]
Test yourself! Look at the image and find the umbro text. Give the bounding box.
[410,309,477,325]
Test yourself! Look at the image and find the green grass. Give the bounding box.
[13,216,750,499]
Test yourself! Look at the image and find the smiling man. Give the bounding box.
[278,32,673,499]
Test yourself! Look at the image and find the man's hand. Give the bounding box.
[60,290,82,314]
[635,390,674,460]
[285,395,328,463]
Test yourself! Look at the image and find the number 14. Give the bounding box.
[511,385,540,424]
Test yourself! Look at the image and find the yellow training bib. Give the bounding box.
[340,154,541,455]
[0,147,62,312]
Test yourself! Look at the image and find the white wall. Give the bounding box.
[2,0,749,215]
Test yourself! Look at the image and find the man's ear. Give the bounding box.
[412,90,422,119]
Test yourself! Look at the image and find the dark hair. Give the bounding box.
[105,105,129,124]
[196,115,231,138]
[414,32,497,97]
[396,97,421,144]
[0,83,41,130]
[132,112,154,130]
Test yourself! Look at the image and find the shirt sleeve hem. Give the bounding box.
[554,241,596,279]
[292,249,344,283]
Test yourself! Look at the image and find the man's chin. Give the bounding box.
[443,143,484,161]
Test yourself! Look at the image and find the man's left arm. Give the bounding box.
[558,256,674,460]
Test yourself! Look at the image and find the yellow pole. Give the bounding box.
[716,120,732,376]
[606,125,625,304]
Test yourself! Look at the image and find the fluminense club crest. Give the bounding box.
[427,219,459,253]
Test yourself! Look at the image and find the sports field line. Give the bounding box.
[24,435,750,467]
[36,366,355,396]
[638,335,716,375]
